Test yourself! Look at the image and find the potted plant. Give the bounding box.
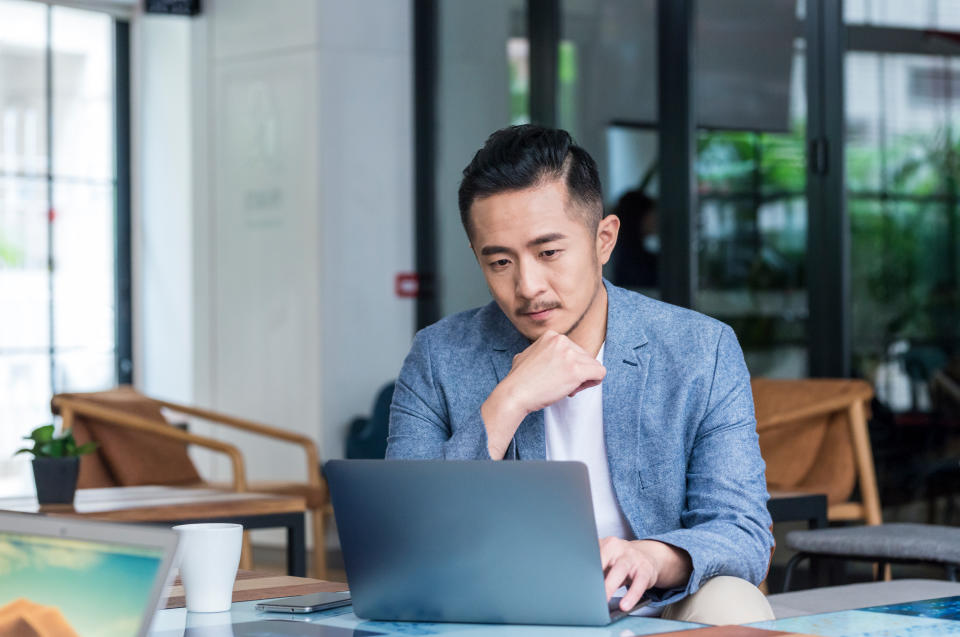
[15,425,98,504]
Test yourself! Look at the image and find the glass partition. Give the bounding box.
[434,0,526,317]
[846,47,960,413]
[693,0,808,378]
[0,1,118,460]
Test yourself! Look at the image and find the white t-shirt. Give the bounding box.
[544,343,635,541]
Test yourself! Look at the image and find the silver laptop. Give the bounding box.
[0,511,179,637]
[325,459,641,626]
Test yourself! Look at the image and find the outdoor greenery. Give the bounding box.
[695,120,960,367]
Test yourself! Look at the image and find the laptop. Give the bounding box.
[325,459,642,626]
[0,511,179,637]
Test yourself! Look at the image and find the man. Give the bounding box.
[386,125,774,625]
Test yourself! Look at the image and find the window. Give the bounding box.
[0,0,124,461]
[847,50,960,411]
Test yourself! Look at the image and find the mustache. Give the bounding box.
[517,301,561,315]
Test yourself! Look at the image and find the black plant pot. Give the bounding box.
[32,457,79,504]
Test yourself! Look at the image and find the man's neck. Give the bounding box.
[567,281,608,358]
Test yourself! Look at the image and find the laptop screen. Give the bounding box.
[0,531,166,637]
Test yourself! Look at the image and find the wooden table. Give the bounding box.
[0,485,308,576]
[165,569,346,609]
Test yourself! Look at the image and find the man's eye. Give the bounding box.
[491,259,510,268]
[540,249,560,258]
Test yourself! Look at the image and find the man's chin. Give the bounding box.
[513,318,563,342]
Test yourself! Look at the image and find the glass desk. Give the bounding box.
[149,601,702,637]
[151,594,960,636]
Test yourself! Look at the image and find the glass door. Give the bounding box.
[845,2,960,415]
[692,0,808,377]
[0,1,118,464]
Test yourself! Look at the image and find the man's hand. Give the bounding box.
[481,330,606,459]
[600,538,693,612]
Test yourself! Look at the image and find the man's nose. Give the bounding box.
[515,260,548,300]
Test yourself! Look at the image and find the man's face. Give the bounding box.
[468,179,619,342]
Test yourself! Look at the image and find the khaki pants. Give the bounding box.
[661,576,775,625]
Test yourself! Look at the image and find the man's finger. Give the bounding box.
[604,560,630,600]
[619,572,651,612]
[568,361,607,396]
[599,537,620,570]
[570,378,602,397]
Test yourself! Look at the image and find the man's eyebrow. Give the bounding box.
[479,233,567,257]
[480,245,512,256]
[528,233,566,247]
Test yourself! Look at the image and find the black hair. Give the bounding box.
[457,125,603,238]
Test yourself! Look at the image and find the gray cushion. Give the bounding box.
[768,579,960,618]
[786,523,960,564]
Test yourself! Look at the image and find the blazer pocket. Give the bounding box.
[638,459,670,490]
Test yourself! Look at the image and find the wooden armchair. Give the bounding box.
[50,386,333,578]
[753,378,881,526]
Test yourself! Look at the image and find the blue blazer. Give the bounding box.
[386,280,774,604]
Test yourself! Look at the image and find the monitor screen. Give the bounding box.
[0,531,165,637]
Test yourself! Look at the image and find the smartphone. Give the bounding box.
[255,591,352,613]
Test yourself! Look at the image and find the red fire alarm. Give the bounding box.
[395,273,420,298]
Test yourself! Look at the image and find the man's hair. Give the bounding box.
[458,125,604,238]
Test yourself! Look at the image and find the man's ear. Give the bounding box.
[596,214,620,266]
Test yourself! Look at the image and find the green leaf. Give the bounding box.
[64,437,77,456]
[38,439,67,458]
[27,425,55,443]
[74,442,98,457]
[13,448,35,456]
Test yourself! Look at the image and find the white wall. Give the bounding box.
[134,1,416,545]
[133,15,194,404]
[202,0,323,486]
[315,0,415,462]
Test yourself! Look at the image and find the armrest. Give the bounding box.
[757,388,874,431]
[53,396,248,491]
[150,399,322,487]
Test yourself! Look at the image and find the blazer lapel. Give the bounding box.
[486,281,650,465]
[488,309,545,460]
[601,281,650,537]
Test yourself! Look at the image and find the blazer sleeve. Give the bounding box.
[644,324,774,605]
[386,330,493,460]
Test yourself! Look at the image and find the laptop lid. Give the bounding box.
[326,459,614,626]
[0,511,179,637]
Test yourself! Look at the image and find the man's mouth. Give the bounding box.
[521,306,559,321]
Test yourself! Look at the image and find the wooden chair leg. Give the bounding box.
[848,400,883,526]
[847,400,891,581]
[240,531,254,571]
[311,509,327,580]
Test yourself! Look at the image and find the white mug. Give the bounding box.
[173,523,243,613]
[183,609,236,637]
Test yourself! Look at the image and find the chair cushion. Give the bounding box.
[57,388,202,487]
[786,523,960,564]
[69,419,118,488]
[754,379,864,506]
